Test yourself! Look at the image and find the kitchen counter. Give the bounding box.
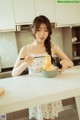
[0,65,80,118]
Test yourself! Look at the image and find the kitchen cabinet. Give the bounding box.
[13,0,55,25]
[13,0,35,25]
[55,1,80,27]
[35,0,55,23]
[0,0,15,32]
[7,97,75,120]
[7,109,29,120]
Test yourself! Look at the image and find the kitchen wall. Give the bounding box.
[51,28,63,50]
[0,28,63,68]
[0,32,18,68]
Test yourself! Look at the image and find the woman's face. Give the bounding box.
[35,23,49,43]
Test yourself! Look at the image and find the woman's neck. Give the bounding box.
[32,40,44,47]
[31,40,46,54]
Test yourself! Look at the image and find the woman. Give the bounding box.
[12,15,73,120]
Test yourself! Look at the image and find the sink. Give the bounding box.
[0,71,12,79]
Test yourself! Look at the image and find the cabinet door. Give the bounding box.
[35,0,55,23]
[0,0,15,32]
[55,2,80,26]
[13,0,35,25]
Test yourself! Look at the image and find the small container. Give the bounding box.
[42,68,58,78]
[0,114,6,120]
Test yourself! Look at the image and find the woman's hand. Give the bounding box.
[24,55,34,66]
[60,60,68,72]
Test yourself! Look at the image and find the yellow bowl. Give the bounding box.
[42,68,58,78]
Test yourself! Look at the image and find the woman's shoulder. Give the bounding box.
[20,44,32,51]
[51,42,61,54]
[51,42,57,50]
[51,42,60,49]
[26,43,33,49]
[19,44,32,57]
[18,46,27,57]
[20,45,27,52]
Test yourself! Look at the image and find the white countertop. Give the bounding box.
[0,65,80,114]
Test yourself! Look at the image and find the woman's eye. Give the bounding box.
[37,29,41,31]
[45,30,48,32]
[37,29,48,32]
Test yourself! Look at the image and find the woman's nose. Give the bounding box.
[40,30,44,35]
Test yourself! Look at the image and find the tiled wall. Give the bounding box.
[0,28,63,68]
[0,32,18,68]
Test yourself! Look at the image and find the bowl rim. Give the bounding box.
[42,67,58,72]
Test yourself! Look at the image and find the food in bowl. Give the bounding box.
[42,55,58,77]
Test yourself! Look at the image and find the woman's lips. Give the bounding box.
[39,37,44,40]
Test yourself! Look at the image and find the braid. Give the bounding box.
[31,15,55,64]
[44,36,55,64]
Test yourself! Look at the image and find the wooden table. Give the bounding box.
[0,65,80,119]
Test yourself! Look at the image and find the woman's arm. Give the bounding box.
[12,46,34,76]
[52,43,74,71]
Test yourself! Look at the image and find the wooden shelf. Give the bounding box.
[72,56,80,60]
[72,42,80,44]
[72,27,80,60]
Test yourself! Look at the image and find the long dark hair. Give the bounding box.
[32,15,54,64]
